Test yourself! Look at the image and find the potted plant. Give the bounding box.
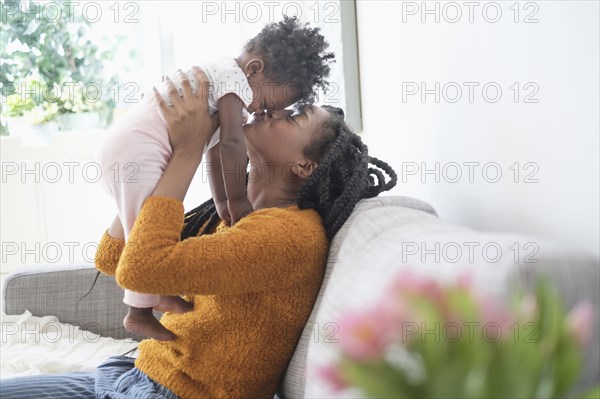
[0,0,122,143]
[2,77,60,146]
[319,272,599,399]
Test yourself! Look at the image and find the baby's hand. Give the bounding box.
[228,198,254,226]
[215,199,232,227]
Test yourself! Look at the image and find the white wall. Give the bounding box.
[355,0,599,257]
[1,133,114,274]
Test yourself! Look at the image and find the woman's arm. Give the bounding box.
[95,215,125,276]
[115,197,327,296]
[95,210,196,276]
[96,68,216,274]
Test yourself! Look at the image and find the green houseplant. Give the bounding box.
[0,0,122,140]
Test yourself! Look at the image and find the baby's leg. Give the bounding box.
[96,96,175,340]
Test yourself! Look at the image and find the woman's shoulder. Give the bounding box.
[254,204,322,224]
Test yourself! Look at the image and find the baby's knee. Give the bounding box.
[97,131,131,166]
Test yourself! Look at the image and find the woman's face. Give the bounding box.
[243,104,330,166]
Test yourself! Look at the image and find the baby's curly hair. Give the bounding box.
[244,16,335,104]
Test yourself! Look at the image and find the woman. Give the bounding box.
[0,70,397,399]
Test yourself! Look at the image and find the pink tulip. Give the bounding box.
[317,363,349,393]
[338,309,389,360]
[477,296,515,341]
[457,272,474,291]
[567,301,595,346]
[388,271,446,306]
[376,289,413,322]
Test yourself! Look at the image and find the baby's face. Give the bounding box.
[247,78,298,115]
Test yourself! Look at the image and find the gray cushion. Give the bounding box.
[2,263,139,340]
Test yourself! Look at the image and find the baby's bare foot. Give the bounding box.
[154,296,193,314]
[124,306,175,341]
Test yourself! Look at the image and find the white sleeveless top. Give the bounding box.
[157,57,252,152]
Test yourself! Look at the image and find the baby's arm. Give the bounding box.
[217,94,253,224]
[206,143,231,226]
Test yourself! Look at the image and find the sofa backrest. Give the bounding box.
[278,195,439,398]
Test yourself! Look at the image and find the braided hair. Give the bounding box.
[181,106,397,240]
[296,106,397,239]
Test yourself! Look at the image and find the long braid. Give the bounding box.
[297,106,397,240]
[366,157,397,197]
[180,198,217,240]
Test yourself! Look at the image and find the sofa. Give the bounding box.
[2,196,599,398]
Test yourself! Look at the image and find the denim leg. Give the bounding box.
[0,371,96,399]
[95,356,179,399]
[0,356,177,399]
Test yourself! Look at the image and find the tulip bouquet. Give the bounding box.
[319,272,598,399]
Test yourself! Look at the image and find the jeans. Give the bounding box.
[0,356,179,399]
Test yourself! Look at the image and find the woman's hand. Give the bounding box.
[153,67,219,156]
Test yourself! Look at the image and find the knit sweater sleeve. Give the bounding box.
[94,230,125,276]
[115,196,328,296]
[94,217,195,276]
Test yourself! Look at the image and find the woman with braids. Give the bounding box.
[0,72,396,399]
[95,16,334,341]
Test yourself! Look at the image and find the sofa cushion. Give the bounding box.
[2,263,152,341]
[298,198,599,398]
[278,196,438,399]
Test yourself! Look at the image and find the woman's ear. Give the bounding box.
[244,59,265,77]
[292,161,319,179]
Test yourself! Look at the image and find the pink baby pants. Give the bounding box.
[96,94,171,308]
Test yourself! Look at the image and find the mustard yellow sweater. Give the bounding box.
[95,196,329,399]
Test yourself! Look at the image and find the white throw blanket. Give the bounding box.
[1,311,138,379]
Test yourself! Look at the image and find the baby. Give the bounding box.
[96,16,334,341]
